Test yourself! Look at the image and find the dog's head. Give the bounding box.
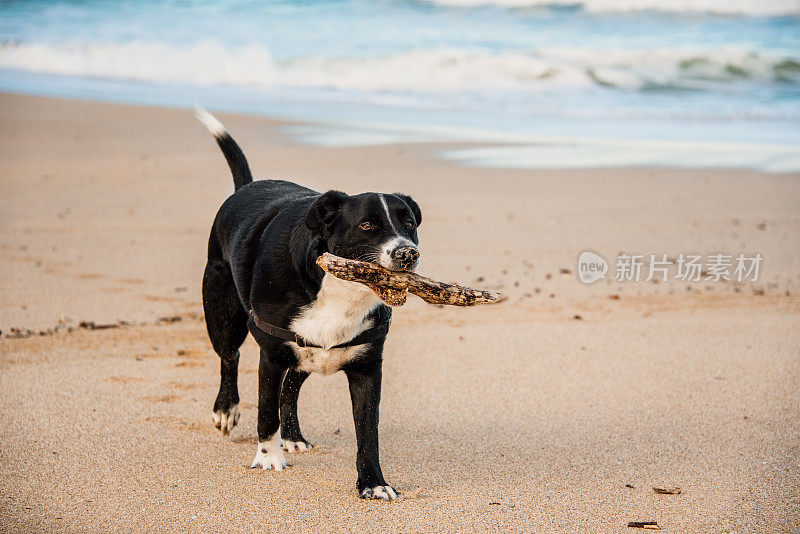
[306,191,421,271]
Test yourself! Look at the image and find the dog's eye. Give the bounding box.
[405,221,415,230]
[359,222,375,231]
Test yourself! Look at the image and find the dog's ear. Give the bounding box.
[394,194,422,227]
[306,190,348,236]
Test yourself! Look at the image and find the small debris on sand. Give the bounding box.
[157,315,182,324]
[652,487,681,495]
[628,521,661,530]
[79,321,120,330]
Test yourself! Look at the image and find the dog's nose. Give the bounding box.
[391,246,420,269]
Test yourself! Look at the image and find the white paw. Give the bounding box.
[360,485,399,501]
[212,404,240,435]
[282,440,313,453]
[251,434,288,471]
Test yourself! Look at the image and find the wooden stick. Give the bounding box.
[316,253,501,307]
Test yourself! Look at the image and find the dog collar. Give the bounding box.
[248,309,390,349]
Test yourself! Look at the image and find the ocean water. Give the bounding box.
[1,0,799,171]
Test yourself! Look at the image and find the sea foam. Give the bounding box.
[417,0,800,16]
[1,41,796,93]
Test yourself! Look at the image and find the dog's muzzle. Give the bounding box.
[391,246,420,271]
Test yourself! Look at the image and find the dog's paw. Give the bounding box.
[282,439,313,453]
[212,404,240,435]
[359,485,399,501]
[251,439,288,471]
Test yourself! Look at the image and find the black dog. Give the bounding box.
[196,109,421,500]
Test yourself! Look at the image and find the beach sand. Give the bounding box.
[1,93,798,532]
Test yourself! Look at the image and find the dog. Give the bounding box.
[196,108,421,500]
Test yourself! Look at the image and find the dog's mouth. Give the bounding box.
[325,253,416,306]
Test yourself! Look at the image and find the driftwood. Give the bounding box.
[316,253,501,307]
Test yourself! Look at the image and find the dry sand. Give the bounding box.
[1,93,798,533]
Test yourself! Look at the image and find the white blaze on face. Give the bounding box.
[377,194,418,269]
[379,194,397,232]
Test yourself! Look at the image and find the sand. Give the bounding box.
[1,93,798,533]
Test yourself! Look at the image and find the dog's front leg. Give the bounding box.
[280,369,314,452]
[346,362,399,501]
[251,349,289,471]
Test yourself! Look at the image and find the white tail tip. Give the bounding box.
[194,105,227,138]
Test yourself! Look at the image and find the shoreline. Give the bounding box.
[2,70,799,173]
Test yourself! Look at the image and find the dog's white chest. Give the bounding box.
[290,274,380,375]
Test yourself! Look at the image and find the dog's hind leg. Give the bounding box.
[203,259,249,435]
[280,369,314,452]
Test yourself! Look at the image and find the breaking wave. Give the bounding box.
[416,0,800,16]
[1,40,797,94]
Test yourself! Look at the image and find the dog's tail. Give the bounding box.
[195,106,253,191]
